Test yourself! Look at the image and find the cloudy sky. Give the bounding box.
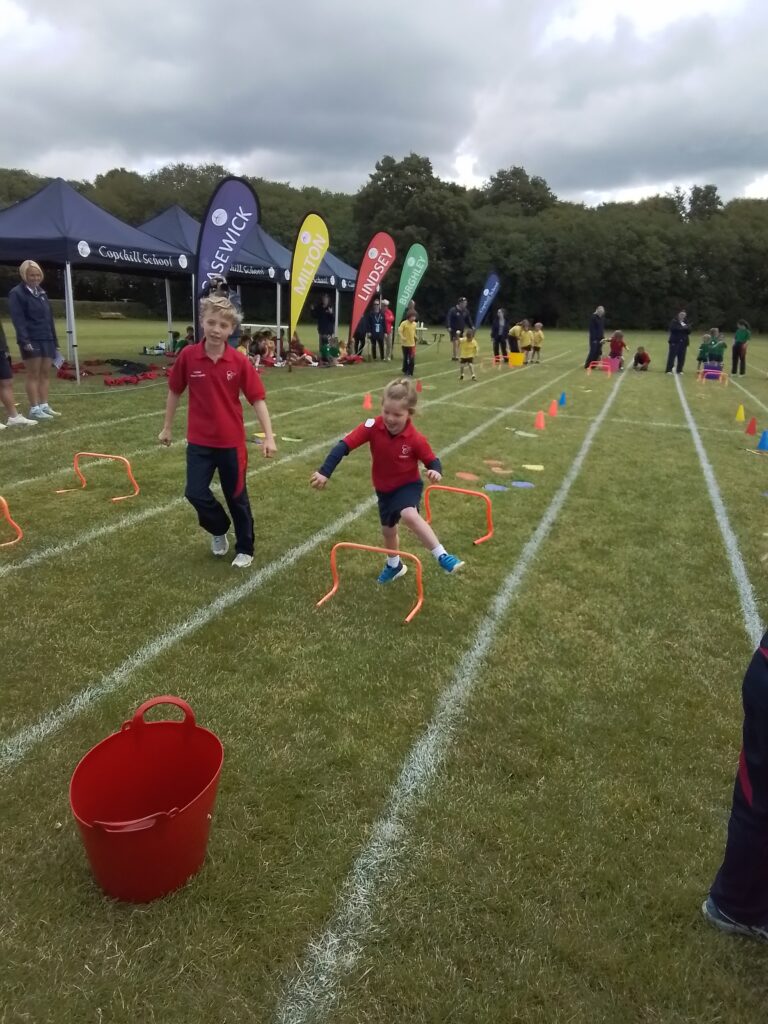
[1,0,767,204]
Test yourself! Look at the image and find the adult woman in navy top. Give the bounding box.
[490,307,509,364]
[7,260,61,419]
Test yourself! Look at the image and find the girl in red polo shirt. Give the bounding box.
[310,378,464,581]
[159,295,276,569]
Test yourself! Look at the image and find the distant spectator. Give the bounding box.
[490,308,509,364]
[446,297,474,361]
[367,299,387,361]
[585,305,605,369]
[399,309,418,376]
[732,319,750,376]
[665,309,691,374]
[352,320,367,358]
[185,325,195,343]
[311,293,335,365]
[382,299,395,361]
[7,259,61,420]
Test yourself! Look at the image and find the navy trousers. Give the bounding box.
[584,341,602,368]
[665,341,688,373]
[711,636,768,924]
[185,443,254,556]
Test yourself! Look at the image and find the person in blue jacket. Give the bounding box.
[490,307,509,364]
[8,259,61,420]
[446,297,474,361]
[665,309,692,374]
[366,299,387,361]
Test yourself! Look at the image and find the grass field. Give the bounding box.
[2,322,768,1023]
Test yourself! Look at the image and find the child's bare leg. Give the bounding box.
[0,380,17,418]
[382,523,400,554]
[399,507,440,551]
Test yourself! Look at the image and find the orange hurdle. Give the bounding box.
[56,451,140,503]
[0,496,23,548]
[424,484,494,546]
[316,543,424,624]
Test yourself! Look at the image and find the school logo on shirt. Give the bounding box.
[400,445,412,458]
[226,370,236,381]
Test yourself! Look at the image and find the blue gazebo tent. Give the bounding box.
[0,178,188,379]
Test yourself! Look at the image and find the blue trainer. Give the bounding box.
[438,553,464,574]
[377,561,408,584]
[701,896,768,941]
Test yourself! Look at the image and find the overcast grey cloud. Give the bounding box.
[0,0,766,202]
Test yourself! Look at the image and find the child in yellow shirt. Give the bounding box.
[458,328,478,381]
[531,322,544,364]
[399,310,417,377]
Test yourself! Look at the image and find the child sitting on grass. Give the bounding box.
[632,346,650,371]
[310,377,464,581]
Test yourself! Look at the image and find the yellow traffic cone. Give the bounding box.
[736,404,746,422]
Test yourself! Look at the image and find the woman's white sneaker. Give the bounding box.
[231,553,253,568]
[29,406,53,420]
[7,413,38,427]
[41,403,61,416]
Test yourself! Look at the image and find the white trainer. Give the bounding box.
[211,534,229,557]
[29,406,53,420]
[0,421,5,430]
[231,553,253,568]
[41,403,61,416]
[6,413,38,427]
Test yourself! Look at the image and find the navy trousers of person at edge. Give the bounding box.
[710,635,768,924]
[185,443,254,556]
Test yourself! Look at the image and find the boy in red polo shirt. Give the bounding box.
[159,295,276,568]
[310,377,463,581]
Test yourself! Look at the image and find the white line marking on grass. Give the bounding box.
[271,373,626,1024]
[675,376,763,647]
[1,368,574,572]
[0,368,574,770]
[4,409,162,447]
[730,378,768,416]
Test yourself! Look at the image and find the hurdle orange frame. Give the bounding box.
[56,451,140,503]
[697,367,729,386]
[0,496,23,548]
[424,484,494,546]
[316,543,424,624]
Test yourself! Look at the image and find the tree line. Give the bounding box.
[0,158,766,330]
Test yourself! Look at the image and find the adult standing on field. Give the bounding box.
[584,305,605,369]
[446,297,474,362]
[490,308,509,363]
[7,259,61,420]
[665,309,692,375]
[311,292,335,366]
[732,319,750,376]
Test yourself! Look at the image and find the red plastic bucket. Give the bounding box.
[69,696,224,902]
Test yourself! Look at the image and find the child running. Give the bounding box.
[458,328,478,381]
[608,330,627,370]
[310,377,464,581]
[159,294,277,569]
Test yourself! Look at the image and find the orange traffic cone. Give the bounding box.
[534,410,546,431]
[746,417,758,437]
[416,380,423,393]
[362,392,373,410]
[548,399,558,418]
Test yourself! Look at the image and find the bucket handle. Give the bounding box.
[93,808,179,833]
[123,696,196,732]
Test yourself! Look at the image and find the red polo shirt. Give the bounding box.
[168,341,266,448]
[343,416,437,492]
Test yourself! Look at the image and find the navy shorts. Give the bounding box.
[0,352,12,381]
[376,481,423,528]
[19,338,56,360]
